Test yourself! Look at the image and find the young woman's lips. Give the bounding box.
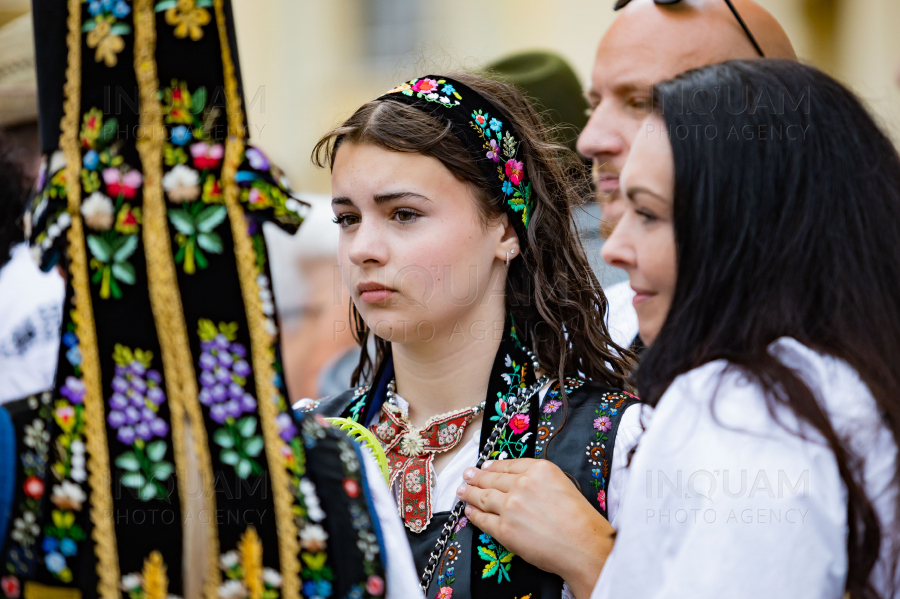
[357,282,396,304]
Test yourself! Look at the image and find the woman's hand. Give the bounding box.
[456,458,615,599]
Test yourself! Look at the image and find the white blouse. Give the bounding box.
[591,338,899,599]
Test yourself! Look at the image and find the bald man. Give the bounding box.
[453,3,799,598]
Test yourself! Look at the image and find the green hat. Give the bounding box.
[483,50,589,153]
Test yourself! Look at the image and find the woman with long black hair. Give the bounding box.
[459,59,900,598]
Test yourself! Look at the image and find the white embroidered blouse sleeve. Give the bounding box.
[591,361,849,599]
[360,448,425,599]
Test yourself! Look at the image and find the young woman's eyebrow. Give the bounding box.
[331,196,354,206]
[373,191,432,204]
[626,186,668,203]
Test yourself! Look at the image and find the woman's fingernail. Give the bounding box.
[482,461,492,470]
[465,505,472,516]
[463,468,475,480]
[457,484,467,497]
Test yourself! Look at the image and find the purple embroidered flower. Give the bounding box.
[486,139,500,163]
[147,370,162,384]
[117,426,135,445]
[128,361,146,377]
[276,412,296,442]
[115,365,128,377]
[199,352,217,371]
[211,385,228,403]
[130,376,147,394]
[199,370,217,388]
[214,367,231,385]
[231,343,247,359]
[228,382,244,400]
[224,400,241,419]
[61,376,86,404]
[107,410,126,428]
[110,393,129,410]
[218,351,233,368]
[129,392,145,408]
[210,404,228,424]
[454,517,469,533]
[246,147,270,171]
[593,416,611,432]
[543,399,562,414]
[233,360,251,378]
[214,334,230,350]
[199,388,214,406]
[124,407,141,425]
[200,340,215,353]
[150,418,169,437]
[141,407,156,423]
[239,394,257,414]
[111,376,129,394]
[134,423,152,441]
[147,387,166,405]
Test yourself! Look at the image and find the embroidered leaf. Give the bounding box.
[197,232,223,253]
[195,205,226,232]
[302,552,328,570]
[500,550,515,563]
[99,117,118,146]
[236,458,252,479]
[150,462,174,481]
[196,0,213,6]
[112,263,135,285]
[154,0,178,11]
[191,87,208,115]
[213,427,234,448]
[243,436,264,457]
[481,561,499,579]
[120,472,146,489]
[81,20,97,32]
[168,209,195,235]
[138,482,156,501]
[197,318,218,342]
[220,449,240,465]
[145,440,167,461]
[237,416,257,437]
[478,546,497,561]
[87,235,112,263]
[115,451,141,472]
[195,248,209,270]
[109,23,132,36]
[111,234,138,262]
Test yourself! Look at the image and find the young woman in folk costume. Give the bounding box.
[303,73,642,599]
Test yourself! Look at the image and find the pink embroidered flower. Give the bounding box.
[474,113,489,128]
[1,576,20,599]
[411,78,440,95]
[486,139,500,162]
[543,399,562,414]
[505,159,525,185]
[438,587,453,599]
[102,168,142,199]
[366,574,385,596]
[23,476,44,499]
[454,516,469,532]
[190,142,224,170]
[509,413,530,434]
[593,415,612,432]
[597,490,606,511]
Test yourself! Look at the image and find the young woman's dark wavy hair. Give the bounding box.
[640,59,900,598]
[313,72,634,399]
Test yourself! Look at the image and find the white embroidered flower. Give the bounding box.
[162,164,201,203]
[51,480,87,510]
[299,524,329,552]
[23,210,32,238]
[218,550,239,570]
[262,568,283,588]
[399,429,425,457]
[265,318,277,336]
[504,354,513,368]
[120,573,142,591]
[217,579,248,599]
[57,212,72,229]
[81,192,115,231]
[300,478,326,522]
[49,150,66,175]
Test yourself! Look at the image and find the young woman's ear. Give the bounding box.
[495,214,521,264]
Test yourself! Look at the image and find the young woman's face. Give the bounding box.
[331,142,517,344]
[601,114,677,346]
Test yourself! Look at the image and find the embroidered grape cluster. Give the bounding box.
[198,332,256,423]
[107,356,168,445]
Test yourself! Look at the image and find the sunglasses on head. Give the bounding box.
[614,0,765,58]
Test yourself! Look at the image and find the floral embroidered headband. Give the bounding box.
[378,75,534,234]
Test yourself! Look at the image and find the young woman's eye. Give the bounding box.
[393,209,419,224]
[636,209,658,223]
[332,214,360,227]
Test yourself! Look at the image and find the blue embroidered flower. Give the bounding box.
[88,0,102,16]
[66,346,82,367]
[479,533,492,544]
[59,538,77,557]
[83,150,99,171]
[42,537,59,554]
[170,125,192,146]
[44,552,66,574]
[489,118,503,132]
[62,332,78,348]
[592,468,602,479]
[502,180,514,196]
[113,0,130,18]
[441,84,457,95]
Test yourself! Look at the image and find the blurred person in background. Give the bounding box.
[0,12,65,402]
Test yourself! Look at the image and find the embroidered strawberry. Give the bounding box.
[366,575,385,596]
[1,576,20,599]
[505,159,525,185]
[508,413,530,434]
[23,476,44,499]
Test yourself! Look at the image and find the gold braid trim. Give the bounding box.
[131,2,221,598]
[212,1,301,597]
[61,0,120,597]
